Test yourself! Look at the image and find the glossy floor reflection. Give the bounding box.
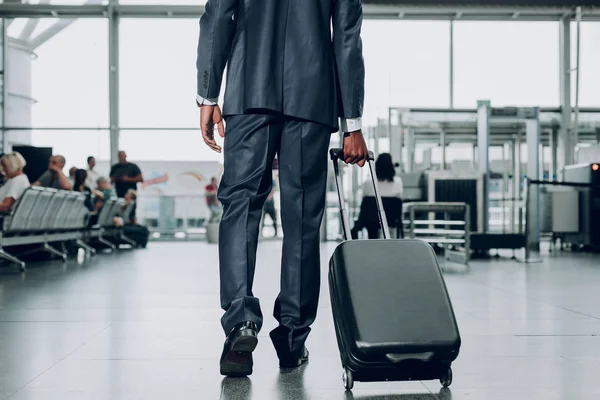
[1,241,600,399]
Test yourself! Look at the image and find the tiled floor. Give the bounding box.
[1,241,600,399]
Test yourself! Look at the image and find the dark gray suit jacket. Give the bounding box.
[196,0,365,132]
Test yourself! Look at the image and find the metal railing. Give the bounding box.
[137,195,210,239]
[403,202,471,265]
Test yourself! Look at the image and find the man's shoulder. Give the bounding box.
[37,170,50,181]
[128,162,141,171]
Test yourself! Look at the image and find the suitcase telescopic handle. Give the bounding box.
[330,148,391,241]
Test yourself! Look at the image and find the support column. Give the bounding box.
[558,17,573,175]
[525,108,541,254]
[440,128,446,170]
[510,138,517,232]
[477,100,491,233]
[449,21,454,108]
[109,0,120,167]
[389,108,403,171]
[373,119,381,155]
[405,128,414,173]
[1,18,7,153]
[550,125,558,180]
[390,124,402,171]
[514,132,523,233]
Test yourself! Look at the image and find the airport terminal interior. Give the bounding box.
[1,1,600,399]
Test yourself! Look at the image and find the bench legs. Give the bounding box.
[76,239,97,255]
[119,232,137,248]
[98,236,117,251]
[0,248,26,271]
[43,243,68,262]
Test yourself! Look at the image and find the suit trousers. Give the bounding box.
[217,113,331,360]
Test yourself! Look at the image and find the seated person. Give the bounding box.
[98,177,115,200]
[93,177,116,213]
[32,155,72,190]
[113,189,148,248]
[0,152,31,213]
[68,166,78,186]
[351,153,404,239]
[72,169,104,212]
[114,189,137,225]
[0,152,6,186]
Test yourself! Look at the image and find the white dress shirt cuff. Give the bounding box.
[340,118,362,133]
[196,94,218,106]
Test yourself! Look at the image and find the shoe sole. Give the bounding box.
[220,357,253,377]
[279,356,309,369]
[220,329,258,377]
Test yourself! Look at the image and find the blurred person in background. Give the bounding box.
[73,169,103,212]
[123,189,138,224]
[68,167,78,186]
[93,177,117,216]
[361,153,403,198]
[98,177,115,198]
[33,155,72,190]
[351,153,403,239]
[110,151,143,222]
[113,188,148,247]
[110,151,143,198]
[205,176,220,220]
[0,152,6,186]
[85,156,102,189]
[0,152,30,213]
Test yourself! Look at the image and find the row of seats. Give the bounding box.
[0,187,137,271]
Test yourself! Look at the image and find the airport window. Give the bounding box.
[453,21,559,108]
[571,22,600,107]
[8,19,109,129]
[361,21,450,123]
[119,130,222,162]
[119,19,203,129]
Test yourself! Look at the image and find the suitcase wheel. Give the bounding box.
[439,367,453,387]
[342,367,354,390]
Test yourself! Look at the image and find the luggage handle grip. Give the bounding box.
[385,352,435,364]
[329,148,375,162]
[330,147,390,241]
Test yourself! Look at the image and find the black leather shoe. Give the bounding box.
[279,347,309,369]
[220,321,259,377]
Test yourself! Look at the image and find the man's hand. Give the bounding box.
[200,105,225,153]
[343,130,369,167]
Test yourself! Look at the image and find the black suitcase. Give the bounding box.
[328,148,461,390]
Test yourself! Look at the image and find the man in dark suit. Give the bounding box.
[196,0,369,377]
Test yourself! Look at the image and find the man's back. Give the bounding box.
[196,0,364,131]
[195,0,369,378]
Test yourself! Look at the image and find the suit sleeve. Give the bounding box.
[196,0,239,100]
[332,0,365,122]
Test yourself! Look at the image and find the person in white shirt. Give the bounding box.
[85,156,102,189]
[0,152,31,213]
[352,153,403,239]
[360,152,403,198]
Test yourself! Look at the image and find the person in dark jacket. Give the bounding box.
[196,0,369,376]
